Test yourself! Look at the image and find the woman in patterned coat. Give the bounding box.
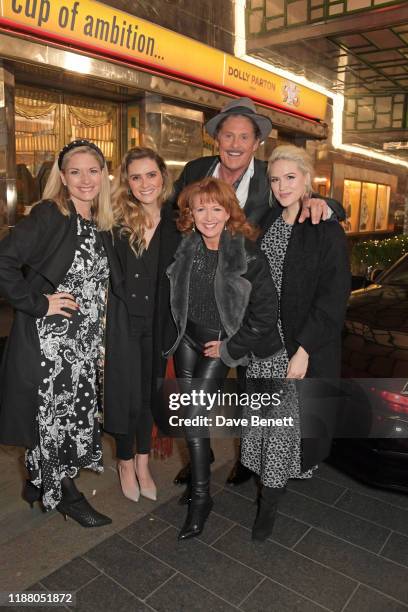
[0,140,123,527]
[241,145,351,541]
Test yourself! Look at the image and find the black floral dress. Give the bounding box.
[26,215,109,510]
[241,215,315,488]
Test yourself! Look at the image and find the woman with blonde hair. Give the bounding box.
[108,146,179,502]
[242,144,350,541]
[0,139,121,527]
[164,176,281,540]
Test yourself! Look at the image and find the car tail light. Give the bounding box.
[370,388,408,415]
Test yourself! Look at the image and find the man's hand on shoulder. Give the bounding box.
[298,197,332,224]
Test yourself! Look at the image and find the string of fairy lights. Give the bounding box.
[352,234,408,270]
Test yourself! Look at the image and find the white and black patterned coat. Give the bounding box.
[0,201,124,447]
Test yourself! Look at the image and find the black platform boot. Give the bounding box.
[252,486,285,542]
[56,477,112,528]
[178,438,213,540]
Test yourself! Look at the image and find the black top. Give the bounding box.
[187,238,223,330]
[126,224,160,316]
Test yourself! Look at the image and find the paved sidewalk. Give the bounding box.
[0,437,235,593]
[4,458,408,611]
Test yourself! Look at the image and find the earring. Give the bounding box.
[224,223,228,232]
[192,221,196,232]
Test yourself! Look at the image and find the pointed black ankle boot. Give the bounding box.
[57,477,112,528]
[252,486,285,542]
[56,494,112,528]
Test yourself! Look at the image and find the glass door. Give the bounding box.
[15,86,119,218]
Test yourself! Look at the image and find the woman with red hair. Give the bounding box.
[164,177,281,540]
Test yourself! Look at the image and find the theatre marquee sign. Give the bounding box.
[0,0,327,121]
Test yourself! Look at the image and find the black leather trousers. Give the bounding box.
[174,321,229,498]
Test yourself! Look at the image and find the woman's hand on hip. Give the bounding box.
[203,340,221,358]
[287,346,309,379]
[45,292,79,317]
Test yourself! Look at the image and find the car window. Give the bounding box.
[381,255,408,286]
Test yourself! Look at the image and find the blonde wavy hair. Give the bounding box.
[268,145,314,196]
[111,147,171,256]
[41,145,113,231]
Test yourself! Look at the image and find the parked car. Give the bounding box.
[330,253,408,493]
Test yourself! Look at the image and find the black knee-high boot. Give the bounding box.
[177,446,215,505]
[252,486,285,542]
[178,438,213,540]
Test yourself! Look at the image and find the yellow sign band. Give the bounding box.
[1,0,327,121]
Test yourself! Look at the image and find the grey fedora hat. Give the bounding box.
[205,97,272,141]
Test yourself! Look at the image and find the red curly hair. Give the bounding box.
[177,177,259,241]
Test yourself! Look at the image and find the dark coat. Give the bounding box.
[104,207,181,435]
[260,207,351,469]
[151,208,182,379]
[168,155,346,227]
[261,207,351,375]
[0,200,123,447]
[164,231,282,367]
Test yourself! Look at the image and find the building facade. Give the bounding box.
[0,0,329,230]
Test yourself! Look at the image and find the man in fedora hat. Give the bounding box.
[169,97,344,226]
[168,96,344,491]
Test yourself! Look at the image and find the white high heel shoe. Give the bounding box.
[118,462,140,502]
[134,457,157,501]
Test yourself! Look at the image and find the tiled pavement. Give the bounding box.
[2,264,408,610]
[4,458,408,611]
[1,303,408,608]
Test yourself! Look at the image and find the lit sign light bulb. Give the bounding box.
[63,52,92,75]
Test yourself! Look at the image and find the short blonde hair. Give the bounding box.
[41,145,113,231]
[268,145,314,194]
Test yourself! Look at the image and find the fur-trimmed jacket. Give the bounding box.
[164,230,282,367]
